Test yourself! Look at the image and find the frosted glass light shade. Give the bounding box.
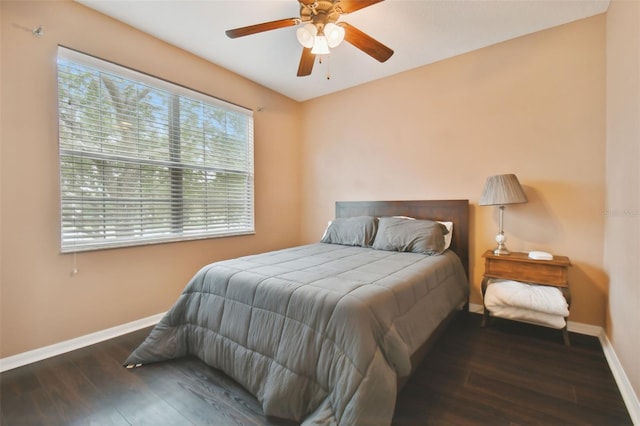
[296,23,317,48]
[324,23,345,48]
[311,35,330,55]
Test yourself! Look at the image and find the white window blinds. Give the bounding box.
[57,47,254,252]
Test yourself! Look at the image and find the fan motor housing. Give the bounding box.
[300,0,341,27]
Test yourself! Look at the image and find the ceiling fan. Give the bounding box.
[225,0,394,77]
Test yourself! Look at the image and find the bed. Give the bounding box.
[124,200,469,425]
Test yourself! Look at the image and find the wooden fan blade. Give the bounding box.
[339,22,393,62]
[226,18,299,38]
[297,47,315,77]
[336,0,384,14]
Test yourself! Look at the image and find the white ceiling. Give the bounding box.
[76,0,609,102]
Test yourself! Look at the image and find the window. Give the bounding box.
[57,47,254,252]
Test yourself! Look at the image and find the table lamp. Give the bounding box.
[480,174,528,255]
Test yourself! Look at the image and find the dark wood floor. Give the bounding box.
[1,312,632,425]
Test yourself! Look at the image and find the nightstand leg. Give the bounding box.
[481,309,489,327]
[462,298,470,313]
[562,325,571,347]
[480,277,492,327]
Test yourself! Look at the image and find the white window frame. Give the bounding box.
[57,46,254,252]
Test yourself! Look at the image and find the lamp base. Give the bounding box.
[493,231,511,255]
[493,244,511,255]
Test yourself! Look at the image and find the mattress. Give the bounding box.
[125,243,469,425]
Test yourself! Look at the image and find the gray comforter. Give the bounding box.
[125,243,468,425]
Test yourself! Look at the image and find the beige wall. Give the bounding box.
[0,1,302,358]
[605,0,640,401]
[300,15,607,326]
[0,0,620,367]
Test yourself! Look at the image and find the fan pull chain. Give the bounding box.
[318,55,331,80]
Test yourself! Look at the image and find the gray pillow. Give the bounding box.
[372,217,448,255]
[320,216,378,247]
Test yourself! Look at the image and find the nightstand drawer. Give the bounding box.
[483,251,571,288]
[485,260,569,287]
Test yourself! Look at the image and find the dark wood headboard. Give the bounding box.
[335,200,469,278]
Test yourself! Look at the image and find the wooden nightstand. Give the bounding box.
[480,250,572,345]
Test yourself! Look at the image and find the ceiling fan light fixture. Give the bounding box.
[296,23,317,48]
[311,35,330,55]
[324,22,345,48]
[225,0,394,77]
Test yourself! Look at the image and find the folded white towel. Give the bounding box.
[486,306,567,329]
[484,278,569,320]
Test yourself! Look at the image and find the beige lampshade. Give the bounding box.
[479,174,528,206]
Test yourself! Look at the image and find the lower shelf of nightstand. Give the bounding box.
[481,278,571,346]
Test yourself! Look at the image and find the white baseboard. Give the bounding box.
[567,320,602,336]
[0,312,165,373]
[471,302,639,423]
[598,330,640,425]
[469,302,484,314]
